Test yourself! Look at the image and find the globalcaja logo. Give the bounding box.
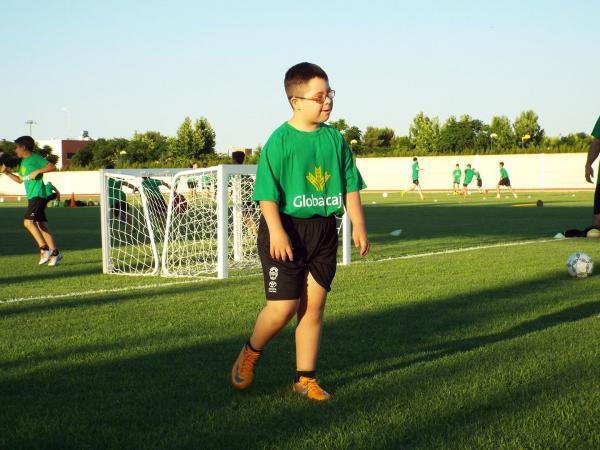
[268,281,277,293]
[269,267,279,281]
[306,167,331,192]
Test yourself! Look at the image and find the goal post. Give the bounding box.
[100,165,352,278]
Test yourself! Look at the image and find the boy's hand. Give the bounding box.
[352,224,370,257]
[585,165,594,183]
[270,229,294,262]
[28,170,39,180]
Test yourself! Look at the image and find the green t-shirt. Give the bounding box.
[412,162,419,180]
[44,181,55,198]
[464,168,474,184]
[453,168,461,181]
[18,153,48,199]
[108,178,126,208]
[141,178,163,198]
[474,170,482,181]
[253,122,366,218]
[500,167,509,179]
[592,116,600,139]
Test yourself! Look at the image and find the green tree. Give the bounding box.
[514,110,544,147]
[344,126,362,144]
[362,127,395,149]
[409,112,440,153]
[329,119,349,132]
[489,116,515,150]
[192,117,216,156]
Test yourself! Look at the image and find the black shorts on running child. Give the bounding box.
[257,213,338,300]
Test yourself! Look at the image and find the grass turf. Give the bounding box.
[1,191,599,449]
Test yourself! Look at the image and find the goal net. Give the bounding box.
[100,165,351,278]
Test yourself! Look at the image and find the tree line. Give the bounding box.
[329,110,593,156]
[0,110,593,170]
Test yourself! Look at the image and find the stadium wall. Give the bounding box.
[0,153,594,196]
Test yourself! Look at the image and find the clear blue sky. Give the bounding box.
[1,0,598,152]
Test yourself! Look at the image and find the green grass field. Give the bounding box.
[1,191,599,449]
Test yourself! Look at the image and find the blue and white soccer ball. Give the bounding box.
[566,252,593,278]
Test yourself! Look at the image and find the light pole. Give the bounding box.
[490,133,497,151]
[25,120,37,136]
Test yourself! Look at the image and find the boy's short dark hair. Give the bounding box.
[284,62,328,98]
[499,161,504,166]
[413,157,418,162]
[467,164,471,167]
[231,151,245,165]
[14,136,35,152]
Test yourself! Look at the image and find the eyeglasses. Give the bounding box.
[289,89,335,104]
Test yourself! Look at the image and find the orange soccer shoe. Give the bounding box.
[231,345,261,390]
[292,376,331,401]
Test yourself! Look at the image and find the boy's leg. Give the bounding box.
[496,183,501,198]
[36,221,56,250]
[24,219,47,247]
[249,299,298,350]
[295,273,327,372]
[416,183,424,200]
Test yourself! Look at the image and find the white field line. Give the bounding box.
[1,238,563,305]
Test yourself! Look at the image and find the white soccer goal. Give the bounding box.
[100,165,352,278]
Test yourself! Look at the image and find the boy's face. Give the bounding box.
[290,77,333,124]
[15,145,28,158]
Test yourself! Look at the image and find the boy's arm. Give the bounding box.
[28,162,55,180]
[585,139,600,183]
[259,200,293,262]
[1,164,24,184]
[345,191,369,257]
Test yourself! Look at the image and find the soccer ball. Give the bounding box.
[566,252,593,278]
[383,192,389,198]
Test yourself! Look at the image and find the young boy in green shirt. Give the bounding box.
[1,136,62,265]
[496,162,518,199]
[585,115,600,226]
[461,164,474,196]
[452,164,461,195]
[472,167,485,193]
[231,62,369,401]
[401,157,425,200]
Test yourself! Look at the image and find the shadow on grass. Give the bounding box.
[0,266,103,287]
[364,204,593,246]
[1,271,598,448]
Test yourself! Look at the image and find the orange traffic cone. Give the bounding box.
[70,193,76,208]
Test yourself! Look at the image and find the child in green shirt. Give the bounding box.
[231,62,369,401]
[496,162,518,199]
[1,136,62,265]
[584,115,600,226]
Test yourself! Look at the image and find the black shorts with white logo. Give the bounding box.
[412,179,420,186]
[594,183,600,215]
[499,178,511,187]
[24,197,48,222]
[477,179,482,187]
[258,213,338,300]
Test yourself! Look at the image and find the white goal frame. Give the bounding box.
[100,165,352,278]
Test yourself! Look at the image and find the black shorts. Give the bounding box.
[477,179,482,187]
[187,180,198,189]
[412,179,419,186]
[112,200,128,217]
[258,213,338,300]
[499,178,511,187]
[594,183,600,215]
[24,197,48,222]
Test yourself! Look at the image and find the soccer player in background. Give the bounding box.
[496,161,518,199]
[141,176,171,238]
[44,181,61,207]
[230,62,369,401]
[1,136,62,265]
[461,164,474,196]
[473,167,485,193]
[402,157,425,200]
[452,163,461,194]
[584,115,600,227]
